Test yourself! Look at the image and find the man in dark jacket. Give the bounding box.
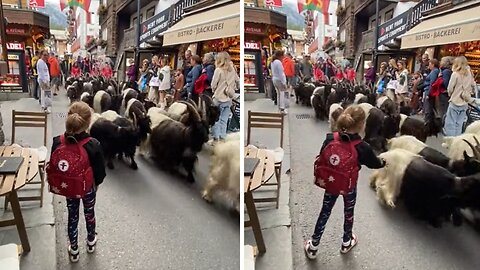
[423,59,440,134]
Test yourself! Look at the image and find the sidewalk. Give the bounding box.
[244,98,293,270]
[0,91,69,269]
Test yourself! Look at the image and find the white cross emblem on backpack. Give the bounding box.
[329,154,340,166]
[58,160,69,172]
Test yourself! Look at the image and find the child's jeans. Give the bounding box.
[67,187,96,249]
[311,188,357,245]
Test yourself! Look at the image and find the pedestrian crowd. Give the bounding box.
[128,50,240,143]
[370,53,479,137]
[30,50,114,114]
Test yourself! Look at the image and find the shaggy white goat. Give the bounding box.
[387,135,427,153]
[93,90,108,114]
[328,103,343,132]
[202,134,240,213]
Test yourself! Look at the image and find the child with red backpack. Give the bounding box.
[305,105,386,259]
[47,102,106,263]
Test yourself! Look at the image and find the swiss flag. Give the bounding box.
[28,0,45,8]
[266,0,283,7]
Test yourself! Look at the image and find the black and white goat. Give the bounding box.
[149,102,209,182]
[294,82,315,106]
[90,111,141,170]
[311,85,332,120]
[370,148,480,227]
[360,103,400,153]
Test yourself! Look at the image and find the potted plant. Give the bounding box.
[97,4,107,16]
[336,5,346,16]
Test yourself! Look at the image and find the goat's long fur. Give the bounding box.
[388,135,427,154]
[203,135,240,212]
[329,103,343,132]
[444,133,480,161]
[465,121,480,135]
[370,149,420,208]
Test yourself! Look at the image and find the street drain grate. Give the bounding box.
[55,112,68,118]
[296,114,312,120]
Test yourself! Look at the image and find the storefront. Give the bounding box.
[162,0,240,74]
[0,8,49,93]
[244,7,287,93]
[401,4,480,83]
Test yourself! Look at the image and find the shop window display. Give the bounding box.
[201,37,240,72]
[440,41,480,83]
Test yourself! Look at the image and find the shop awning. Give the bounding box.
[401,5,480,49]
[162,2,240,46]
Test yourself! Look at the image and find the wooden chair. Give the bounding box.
[246,111,284,209]
[5,110,48,208]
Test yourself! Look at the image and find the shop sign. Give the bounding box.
[139,8,171,44]
[377,11,409,46]
[28,0,45,8]
[245,42,261,50]
[245,27,263,34]
[6,28,26,35]
[245,54,255,60]
[6,43,24,50]
[265,0,283,7]
[8,54,19,60]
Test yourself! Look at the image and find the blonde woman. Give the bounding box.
[395,60,409,105]
[210,52,239,143]
[444,56,480,136]
[148,55,160,104]
[158,56,171,109]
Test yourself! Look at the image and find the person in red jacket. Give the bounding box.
[335,64,344,81]
[71,62,81,77]
[345,64,356,83]
[314,62,325,82]
[101,64,113,79]
[282,52,296,96]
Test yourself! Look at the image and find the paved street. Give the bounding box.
[286,101,480,270]
[49,93,239,269]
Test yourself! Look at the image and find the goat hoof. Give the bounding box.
[202,191,213,203]
[130,162,138,170]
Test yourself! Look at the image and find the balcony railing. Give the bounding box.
[170,0,201,26]
[362,28,374,51]
[410,0,438,27]
[124,26,136,48]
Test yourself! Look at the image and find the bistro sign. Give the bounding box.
[139,8,171,44]
[377,11,409,46]
[177,22,225,37]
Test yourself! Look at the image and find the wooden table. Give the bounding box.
[244,146,275,254]
[0,146,39,253]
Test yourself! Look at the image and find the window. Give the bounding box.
[370,18,376,29]
[146,7,155,19]
[385,9,394,22]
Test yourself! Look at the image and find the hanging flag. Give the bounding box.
[298,0,330,14]
[63,0,92,12]
[265,0,283,7]
[28,0,45,8]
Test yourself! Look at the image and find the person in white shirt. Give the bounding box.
[37,50,52,113]
[271,50,289,114]
[148,55,160,104]
[158,56,171,109]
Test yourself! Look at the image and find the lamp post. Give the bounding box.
[0,0,9,71]
[134,0,141,83]
[373,0,380,72]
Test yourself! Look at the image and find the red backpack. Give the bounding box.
[47,135,94,198]
[430,77,445,97]
[314,132,361,195]
[194,72,208,94]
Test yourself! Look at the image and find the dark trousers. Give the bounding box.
[67,187,96,249]
[312,188,357,245]
[33,78,39,99]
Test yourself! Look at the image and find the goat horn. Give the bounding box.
[463,139,480,160]
[474,136,480,153]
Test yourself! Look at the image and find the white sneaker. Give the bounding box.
[86,235,97,253]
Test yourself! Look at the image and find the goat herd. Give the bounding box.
[64,76,241,213]
[294,79,480,228]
